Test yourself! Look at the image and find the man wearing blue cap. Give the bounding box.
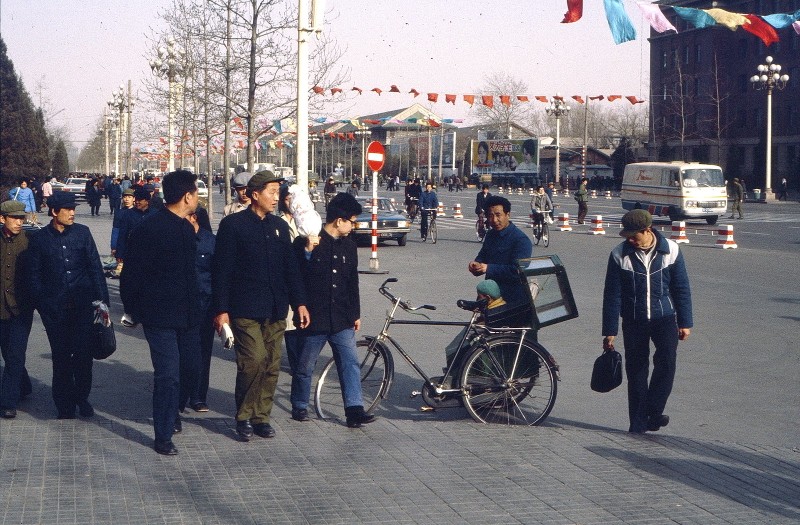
[0,201,34,418]
[27,192,109,419]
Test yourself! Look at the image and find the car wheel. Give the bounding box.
[397,234,407,247]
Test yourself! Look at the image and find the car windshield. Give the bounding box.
[682,168,724,187]
[358,198,397,212]
[197,181,206,188]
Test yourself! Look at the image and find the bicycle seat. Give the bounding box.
[457,298,488,312]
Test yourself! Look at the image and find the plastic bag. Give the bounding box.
[288,184,322,237]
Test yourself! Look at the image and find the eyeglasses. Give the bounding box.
[347,219,358,227]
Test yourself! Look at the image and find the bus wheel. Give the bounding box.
[706,216,718,225]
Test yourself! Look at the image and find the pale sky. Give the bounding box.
[1,0,651,148]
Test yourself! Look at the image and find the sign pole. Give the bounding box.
[369,170,379,271]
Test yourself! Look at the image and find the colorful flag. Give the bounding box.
[572,95,585,104]
[762,9,800,29]
[562,0,583,23]
[673,6,717,29]
[637,2,677,33]
[463,94,475,106]
[482,95,494,108]
[604,0,637,44]
[427,93,439,102]
[743,14,780,46]
[500,95,511,106]
[445,94,456,104]
[704,8,748,30]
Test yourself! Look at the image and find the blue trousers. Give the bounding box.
[143,325,200,443]
[40,306,95,417]
[622,316,679,433]
[290,328,363,411]
[0,311,33,410]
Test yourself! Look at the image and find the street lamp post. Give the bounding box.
[108,84,134,178]
[750,56,789,198]
[546,95,570,186]
[149,37,183,173]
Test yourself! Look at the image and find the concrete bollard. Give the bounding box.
[670,221,690,243]
[605,190,612,199]
[589,215,606,235]
[452,203,463,219]
[436,202,446,217]
[557,213,572,232]
[590,189,597,199]
[716,224,737,249]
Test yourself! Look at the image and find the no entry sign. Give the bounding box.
[366,141,385,172]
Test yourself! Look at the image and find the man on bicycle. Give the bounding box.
[530,185,552,231]
[404,178,421,219]
[474,184,491,239]
[419,182,438,240]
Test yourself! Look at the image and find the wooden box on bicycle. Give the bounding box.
[514,256,579,330]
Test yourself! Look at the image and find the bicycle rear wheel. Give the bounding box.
[459,336,557,426]
[314,338,393,421]
[542,222,549,247]
[430,219,437,243]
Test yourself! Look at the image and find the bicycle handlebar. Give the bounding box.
[379,278,436,312]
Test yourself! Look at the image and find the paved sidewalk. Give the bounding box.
[2,208,798,524]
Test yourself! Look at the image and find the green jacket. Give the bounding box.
[575,184,588,203]
[1,229,31,319]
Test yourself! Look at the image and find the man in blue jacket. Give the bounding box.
[28,193,109,419]
[121,170,201,455]
[468,195,533,306]
[419,182,439,240]
[602,209,693,434]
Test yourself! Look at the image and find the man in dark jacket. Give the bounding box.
[120,170,201,455]
[602,209,693,434]
[289,193,375,428]
[469,195,533,306]
[1,201,34,418]
[27,192,109,419]
[212,171,309,441]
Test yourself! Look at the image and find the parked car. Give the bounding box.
[197,180,209,198]
[353,196,410,246]
[60,177,91,200]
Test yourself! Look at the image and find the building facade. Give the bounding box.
[649,0,800,193]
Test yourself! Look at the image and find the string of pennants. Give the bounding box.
[572,1,800,46]
[311,86,646,109]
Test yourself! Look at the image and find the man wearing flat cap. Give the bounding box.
[110,188,139,268]
[27,192,109,419]
[213,170,309,441]
[0,201,34,418]
[602,209,693,434]
[223,171,252,216]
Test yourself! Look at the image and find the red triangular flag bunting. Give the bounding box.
[389,85,400,93]
[535,96,548,103]
[331,88,342,95]
[463,94,475,106]
[743,14,779,46]
[500,95,511,106]
[482,95,494,108]
[371,87,382,95]
[589,95,604,100]
[312,86,324,94]
[445,94,456,104]
[351,87,362,94]
[409,88,420,97]
[607,95,621,102]
[517,95,529,102]
[562,0,583,23]
[572,95,585,104]
[427,93,438,102]
[625,95,641,104]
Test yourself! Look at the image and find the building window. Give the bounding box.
[662,50,668,69]
[662,84,668,101]
[755,109,763,129]
[684,46,690,65]
[695,44,702,63]
[695,77,702,97]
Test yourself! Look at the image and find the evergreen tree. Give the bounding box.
[52,138,70,180]
[610,137,635,189]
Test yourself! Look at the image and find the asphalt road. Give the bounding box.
[346,188,800,448]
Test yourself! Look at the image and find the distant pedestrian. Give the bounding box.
[107,178,122,215]
[223,172,252,216]
[347,181,359,198]
[86,179,103,216]
[729,178,744,219]
[28,192,109,419]
[574,178,589,224]
[602,209,693,434]
[9,178,36,224]
[0,201,34,419]
[120,170,202,456]
[777,178,788,201]
[40,178,53,212]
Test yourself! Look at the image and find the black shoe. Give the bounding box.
[345,406,376,428]
[647,414,670,432]
[1,408,17,419]
[291,408,309,422]
[77,400,94,417]
[191,402,209,413]
[154,440,178,456]
[252,423,276,438]
[236,420,253,441]
[173,415,182,434]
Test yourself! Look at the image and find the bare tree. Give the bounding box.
[470,73,536,138]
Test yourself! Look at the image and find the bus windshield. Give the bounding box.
[682,168,724,187]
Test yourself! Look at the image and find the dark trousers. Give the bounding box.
[184,314,215,406]
[40,306,95,417]
[577,201,588,224]
[622,315,678,433]
[109,197,121,214]
[143,325,200,443]
[421,210,436,238]
[284,329,302,376]
[0,311,34,410]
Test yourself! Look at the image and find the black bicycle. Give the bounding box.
[314,264,579,425]
[421,209,438,243]
[531,210,549,247]
[406,197,419,223]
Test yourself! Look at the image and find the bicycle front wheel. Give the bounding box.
[542,222,549,247]
[459,336,557,426]
[430,219,438,243]
[314,338,393,421]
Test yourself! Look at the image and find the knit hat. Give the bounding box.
[476,279,502,299]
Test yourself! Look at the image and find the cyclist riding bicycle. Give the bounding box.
[404,178,421,213]
[530,185,552,230]
[419,182,438,240]
[475,184,491,239]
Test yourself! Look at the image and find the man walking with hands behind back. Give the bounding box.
[602,209,693,434]
[120,170,201,456]
[213,171,309,441]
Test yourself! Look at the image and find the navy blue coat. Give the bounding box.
[27,222,109,317]
[120,208,200,329]
[474,222,533,305]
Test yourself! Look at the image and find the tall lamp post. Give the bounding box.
[545,95,570,186]
[108,84,134,178]
[750,56,789,198]
[149,37,183,173]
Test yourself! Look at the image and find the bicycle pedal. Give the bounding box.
[419,406,435,412]
[410,391,421,398]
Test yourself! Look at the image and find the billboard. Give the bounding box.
[471,138,539,184]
